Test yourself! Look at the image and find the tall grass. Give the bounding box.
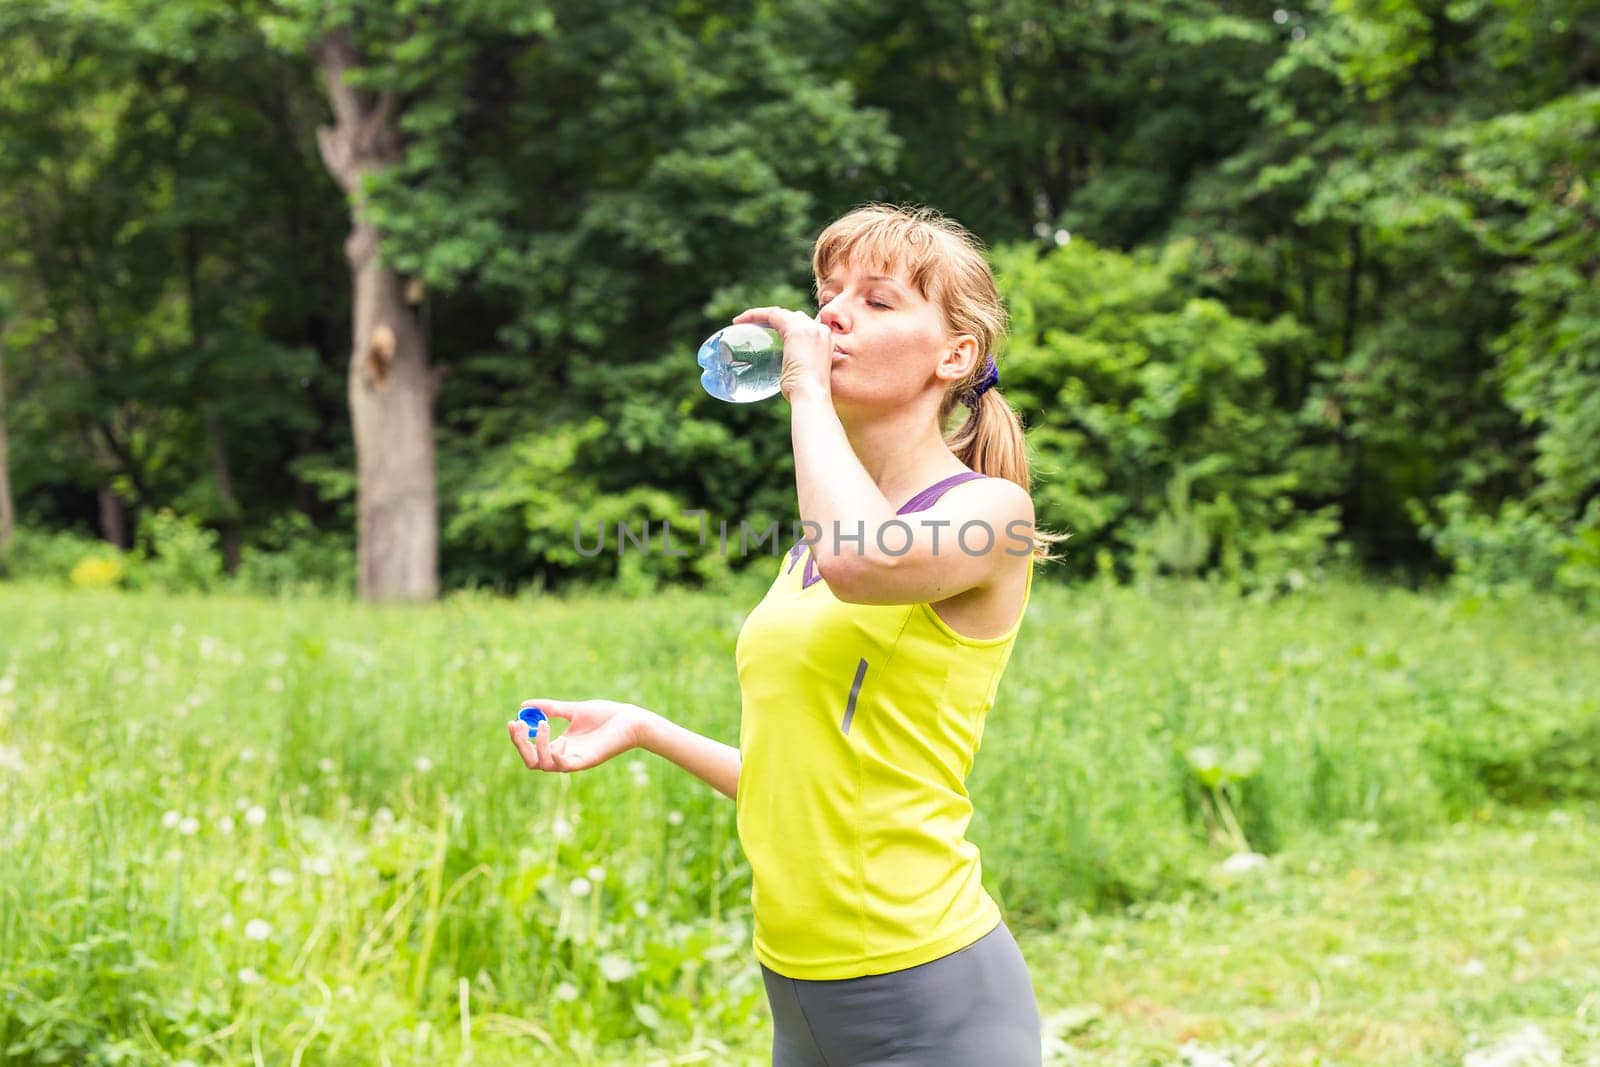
[0,577,1595,1063]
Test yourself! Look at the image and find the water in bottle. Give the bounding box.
[697,323,783,402]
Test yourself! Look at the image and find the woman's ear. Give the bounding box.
[937,334,981,385]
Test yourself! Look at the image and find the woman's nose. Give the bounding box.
[818,301,847,332]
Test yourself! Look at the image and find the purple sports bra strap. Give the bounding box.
[895,471,986,515]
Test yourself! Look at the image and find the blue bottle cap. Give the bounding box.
[519,706,549,735]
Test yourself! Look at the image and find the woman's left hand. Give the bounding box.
[733,306,833,402]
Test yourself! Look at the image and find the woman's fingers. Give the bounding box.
[519,698,573,724]
[733,306,811,338]
[507,714,581,774]
[507,720,539,769]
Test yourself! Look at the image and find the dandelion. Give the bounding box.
[162,810,182,830]
[219,913,235,930]
[632,900,650,918]
[666,810,684,827]
[306,856,333,878]
[567,877,592,898]
[550,815,575,842]
[0,675,15,694]
[237,967,262,985]
[627,759,648,787]
[244,805,266,827]
[586,865,606,883]
[239,747,256,763]
[413,755,434,774]
[317,758,336,775]
[178,817,200,837]
[554,982,579,1003]
[0,746,24,775]
[244,919,272,941]
[218,815,235,835]
[598,954,637,983]
[266,677,284,693]
[267,868,293,887]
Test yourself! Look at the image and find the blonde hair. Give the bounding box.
[812,203,1065,562]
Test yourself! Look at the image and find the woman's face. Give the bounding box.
[815,259,957,408]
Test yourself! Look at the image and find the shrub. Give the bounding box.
[233,513,355,596]
[129,509,225,594]
[0,526,130,585]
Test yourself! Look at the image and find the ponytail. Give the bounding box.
[942,390,1067,563]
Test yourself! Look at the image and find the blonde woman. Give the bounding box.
[511,204,1049,1065]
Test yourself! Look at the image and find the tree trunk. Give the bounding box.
[0,346,13,552]
[314,30,438,602]
[204,410,241,571]
[98,487,127,548]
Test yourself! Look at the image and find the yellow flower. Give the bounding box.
[69,555,124,589]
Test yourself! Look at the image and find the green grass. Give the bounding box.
[0,577,1596,1064]
[1026,806,1600,1064]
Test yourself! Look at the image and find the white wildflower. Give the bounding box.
[632,900,650,918]
[178,817,200,837]
[237,967,262,985]
[549,815,574,842]
[244,805,266,827]
[597,954,636,983]
[413,755,434,774]
[666,810,684,827]
[567,877,592,898]
[218,815,235,835]
[553,981,579,1003]
[243,919,273,942]
[317,758,336,775]
[586,865,606,883]
[162,811,182,830]
[267,868,293,887]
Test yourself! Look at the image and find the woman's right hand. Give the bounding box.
[507,698,650,774]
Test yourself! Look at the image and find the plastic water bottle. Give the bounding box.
[697,324,783,402]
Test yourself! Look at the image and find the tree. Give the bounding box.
[0,0,339,555]
[312,27,438,601]
[0,308,12,552]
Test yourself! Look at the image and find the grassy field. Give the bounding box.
[0,577,1596,1064]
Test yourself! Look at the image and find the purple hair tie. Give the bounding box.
[965,355,1000,406]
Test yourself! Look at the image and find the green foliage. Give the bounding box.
[0,0,1595,601]
[1149,471,1213,577]
[130,508,226,593]
[233,512,355,597]
[1413,493,1600,607]
[0,527,121,584]
[996,236,1341,585]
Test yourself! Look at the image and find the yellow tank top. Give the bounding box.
[734,472,1033,979]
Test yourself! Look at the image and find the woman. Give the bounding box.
[509,204,1050,1066]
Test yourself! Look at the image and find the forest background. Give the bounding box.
[1,0,1596,602]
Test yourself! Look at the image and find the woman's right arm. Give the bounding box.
[508,698,740,801]
[636,710,741,801]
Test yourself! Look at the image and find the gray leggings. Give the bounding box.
[760,922,1042,1067]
